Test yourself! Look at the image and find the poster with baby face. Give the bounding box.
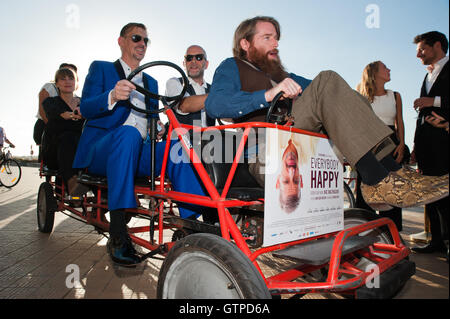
[263,128,344,247]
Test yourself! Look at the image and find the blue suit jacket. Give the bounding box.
[73,60,158,168]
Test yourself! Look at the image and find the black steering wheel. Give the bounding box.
[218,91,292,125]
[265,91,293,124]
[126,61,189,114]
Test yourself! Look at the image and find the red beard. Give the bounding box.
[247,45,289,83]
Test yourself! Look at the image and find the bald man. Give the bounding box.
[165,45,215,127]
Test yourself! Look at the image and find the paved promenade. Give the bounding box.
[0,167,448,299]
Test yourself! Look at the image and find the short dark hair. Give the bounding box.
[59,63,77,73]
[414,31,449,54]
[120,22,147,37]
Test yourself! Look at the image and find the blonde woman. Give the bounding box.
[356,61,408,231]
[357,61,407,163]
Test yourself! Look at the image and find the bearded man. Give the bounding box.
[205,16,448,211]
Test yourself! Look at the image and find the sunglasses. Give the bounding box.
[185,54,205,62]
[130,34,150,45]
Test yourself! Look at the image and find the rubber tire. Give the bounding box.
[157,233,271,299]
[344,208,397,244]
[343,181,356,208]
[37,182,57,233]
[0,159,22,188]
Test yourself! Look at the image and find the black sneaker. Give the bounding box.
[106,236,141,267]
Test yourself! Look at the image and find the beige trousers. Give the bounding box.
[249,70,395,186]
[291,70,394,166]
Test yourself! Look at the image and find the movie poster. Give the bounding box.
[263,128,344,247]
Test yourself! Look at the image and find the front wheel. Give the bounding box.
[343,181,355,208]
[344,208,393,244]
[157,233,271,299]
[0,159,21,188]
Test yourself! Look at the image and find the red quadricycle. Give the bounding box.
[36,61,415,299]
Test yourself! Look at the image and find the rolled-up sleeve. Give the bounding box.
[165,77,190,115]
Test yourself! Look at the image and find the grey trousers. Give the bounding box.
[249,70,395,186]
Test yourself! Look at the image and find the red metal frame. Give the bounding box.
[40,107,410,296]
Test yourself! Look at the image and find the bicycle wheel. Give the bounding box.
[0,159,21,188]
[157,233,271,299]
[343,181,355,208]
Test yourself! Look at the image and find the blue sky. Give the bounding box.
[0,0,448,156]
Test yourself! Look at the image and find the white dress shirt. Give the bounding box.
[165,76,208,127]
[426,55,448,107]
[108,59,149,139]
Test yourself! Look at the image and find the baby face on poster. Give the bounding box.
[276,138,303,213]
[266,130,319,214]
[264,129,344,246]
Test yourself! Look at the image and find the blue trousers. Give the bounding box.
[87,125,205,218]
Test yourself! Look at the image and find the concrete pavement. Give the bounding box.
[0,167,448,299]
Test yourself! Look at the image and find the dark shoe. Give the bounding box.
[107,236,141,267]
[361,171,449,211]
[409,231,432,244]
[68,175,90,197]
[202,208,219,225]
[412,242,446,254]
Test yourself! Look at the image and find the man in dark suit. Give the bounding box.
[411,31,449,260]
[73,23,211,266]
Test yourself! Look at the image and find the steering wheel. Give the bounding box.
[217,91,292,125]
[265,91,293,124]
[126,61,189,114]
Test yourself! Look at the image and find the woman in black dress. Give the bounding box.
[43,68,88,196]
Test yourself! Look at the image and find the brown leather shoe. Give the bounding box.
[361,170,449,211]
[395,166,448,189]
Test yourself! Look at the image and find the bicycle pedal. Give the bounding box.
[65,195,82,201]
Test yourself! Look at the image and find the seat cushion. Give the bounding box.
[199,130,263,199]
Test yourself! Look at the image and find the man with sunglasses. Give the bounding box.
[165,45,215,127]
[73,23,215,266]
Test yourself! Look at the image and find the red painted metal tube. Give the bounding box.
[220,127,251,199]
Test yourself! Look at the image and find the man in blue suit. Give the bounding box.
[73,23,211,266]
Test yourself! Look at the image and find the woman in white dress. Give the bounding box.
[356,60,407,231]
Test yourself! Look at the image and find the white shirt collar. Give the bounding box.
[119,58,143,80]
[436,55,449,67]
[188,76,207,89]
[428,56,448,73]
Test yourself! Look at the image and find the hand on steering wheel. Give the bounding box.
[265,91,293,124]
[111,80,136,104]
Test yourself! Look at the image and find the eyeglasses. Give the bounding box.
[185,54,205,62]
[130,34,150,45]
